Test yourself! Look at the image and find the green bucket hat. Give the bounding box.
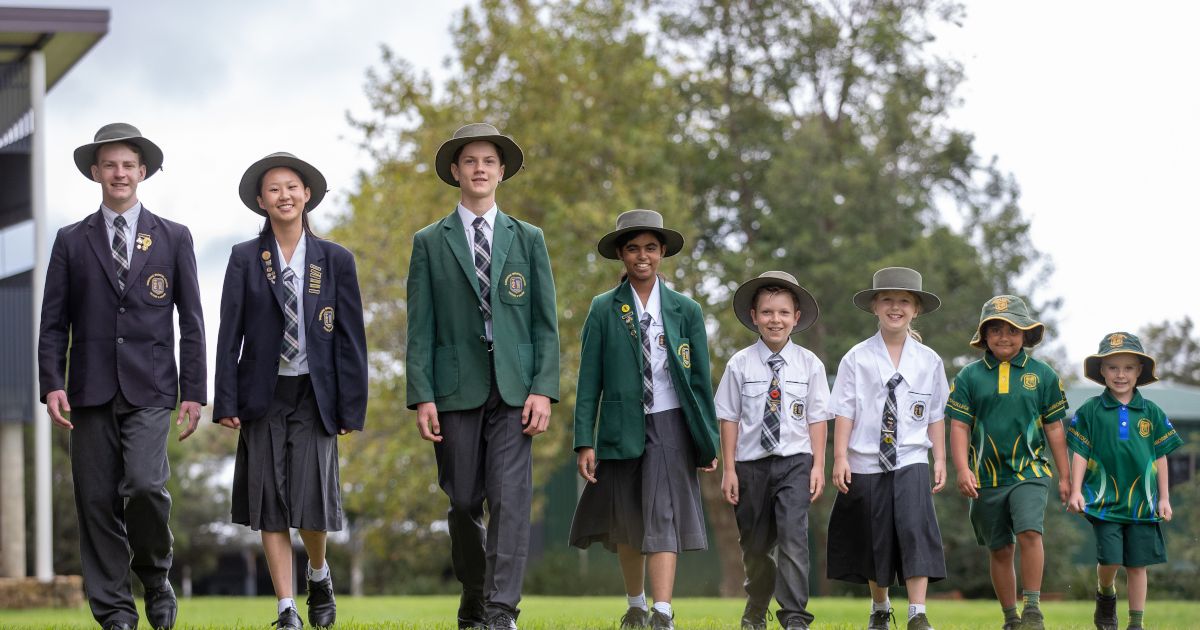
[1084,331,1158,387]
[238,152,328,216]
[732,270,819,334]
[434,123,524,187]
[852,267,941,314]
[73,122,164,181]
[596,209,685,260]
[969,295,1045,350]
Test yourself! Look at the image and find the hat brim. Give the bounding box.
[74,136,164,181]
[1084,351,1159,387]
[852,288,942,315]
[435,135,524,187]
[969,315,1045,350]
[596,226,685,260]
[239,155,328,216]
[733,277,819,334]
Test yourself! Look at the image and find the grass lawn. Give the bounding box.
[3,595,1199,629]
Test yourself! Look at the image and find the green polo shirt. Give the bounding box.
[946,349,1068,488]
[1066,389,1182,523]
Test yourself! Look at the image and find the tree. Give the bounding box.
[1139,316,1200,386]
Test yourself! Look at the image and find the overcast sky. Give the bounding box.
[22,0,1199,381]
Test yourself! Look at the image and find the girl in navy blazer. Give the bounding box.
[214,153,367,630]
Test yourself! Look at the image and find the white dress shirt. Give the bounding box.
[457,203,498,341]
[632,277,681,414]
[277,234,309,376]
[100,202,141,263]
[829,331,949,474]
[716,338,832,461]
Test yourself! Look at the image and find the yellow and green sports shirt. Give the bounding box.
[946,349,1068,487]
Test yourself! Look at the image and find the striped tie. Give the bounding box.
[760,353,784,452]
[879,372,903,470]
[111,215,129,292]
[472,216,492,321]
[640,313,654,413]
[280,267,300,362]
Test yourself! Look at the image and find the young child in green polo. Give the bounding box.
[1066,332,1181,630]
[946,295,1071,630]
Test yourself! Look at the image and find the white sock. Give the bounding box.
[909,604,926,620]
[652,601,672,617]
[278,597,296,614]
[873,599,891,613]
[308,561,330,582]
[627,592,648,611]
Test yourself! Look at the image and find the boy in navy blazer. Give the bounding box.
[38,123,205,630]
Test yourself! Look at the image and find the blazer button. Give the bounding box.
[119,307,126,314]
[117,337,125,344]
[479,336,486,342]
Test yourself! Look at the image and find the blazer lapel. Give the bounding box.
[442,210,483,303]
[489,211,515,292]
[258,233,288,313]
[303,237,325,328]
[612,281,640,357]
[123,207,157,297]
[85,209,122,294]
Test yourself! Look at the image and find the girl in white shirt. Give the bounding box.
[827,267,950,630]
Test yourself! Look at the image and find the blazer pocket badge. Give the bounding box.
[504,271,527,298]
[319,306,335,332]
[146,273,169,299]
[261,251,276,284]
[135,233,153,252]
[677,342,691,369]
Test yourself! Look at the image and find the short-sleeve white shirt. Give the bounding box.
[715,338,832,461]
[829,331,949,474]
[633,277,681,413]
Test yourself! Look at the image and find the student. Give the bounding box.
[715,271,829,630]
[569,210,719,630]
[214,152,368,630]
[947,295,1070,630]
[827,267,949,630]
[406,123,560,630]
[1067,332,1181,630]
[39,123,205,630]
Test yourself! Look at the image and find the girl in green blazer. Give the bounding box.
[569,210,719,630]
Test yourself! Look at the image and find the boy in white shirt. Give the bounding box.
[716,271,830,630]
[828,267,949,630]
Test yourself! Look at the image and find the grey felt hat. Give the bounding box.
[238,152,328,216]
[596,209,685,260]
[732,270,820,334]
[73,122,164,180]
[434,123,524,187]
[852,267,942,314]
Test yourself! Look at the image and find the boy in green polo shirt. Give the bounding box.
[947,295,1071,630]
[1067,332,1181,630]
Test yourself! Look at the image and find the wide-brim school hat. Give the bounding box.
[596,209,685,260]
[732,270,819,334]
[968,294,1045,350]
[434,123,524,187]
[1084,331,1158,386]
[238,152,328,216]
[851,267,941,314]
[73,122,164,181]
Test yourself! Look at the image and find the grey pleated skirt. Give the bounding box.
[569,407,708,554]
[231,374,342,532]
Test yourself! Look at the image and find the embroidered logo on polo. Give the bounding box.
[261,251,277,284]
[790,400,805,420]
[1108,333,1126,348]
[135,233,153,252]
[677,343,691,369]
[504,271,527,298]
[1022,373,1039,390]
[308,264,322,295]
[1138,418,1151,438]
[146,273,168,299]
[319,306,335,332]
[992,296,1010,312]
[911,401,926,419]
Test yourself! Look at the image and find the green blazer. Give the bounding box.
[406,208,560,411]
[573,280,718,462]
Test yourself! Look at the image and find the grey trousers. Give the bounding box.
[734,453,815,627]
[434,363,532,622]
[70,391,173,629]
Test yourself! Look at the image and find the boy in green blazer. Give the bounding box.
[406,123,560,630]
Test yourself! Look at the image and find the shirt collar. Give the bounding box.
[1100,388,1145,410]
[754,338,792,365]
[457,203,498,231]
[867,330,921,385]
[982,348,1029,370]
[101,202,142,229]
[632,276,662,323]
[275,233,308,271]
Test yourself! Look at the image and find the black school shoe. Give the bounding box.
[1094,592,1118,630]
[488,612,518,630]
[649,609,674,630]
[144,581,177,630]
[306,574,336,628]
[620,606,650,629]
[1019,607,1045,630]
[274,605,303,630]
[868,608,895,630]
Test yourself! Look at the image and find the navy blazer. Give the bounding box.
[213,232,368,434]
[38,207,206,408]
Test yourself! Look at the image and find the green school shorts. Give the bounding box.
[970,476,1052,550]
[1087,517,1168,567]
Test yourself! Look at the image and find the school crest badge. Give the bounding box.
[135,233,153,252]
[657,333,666,348]
[790,401,805,420]
[146,273,168,299]
[319,306,335,332]
[677,343,692,369]
[1022,373,1039,390]
[992,296,1010,312]
[910,400,926,419]
[1138,418,1151,438]
[1108,333,1126,348]
[505,271,527,298]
